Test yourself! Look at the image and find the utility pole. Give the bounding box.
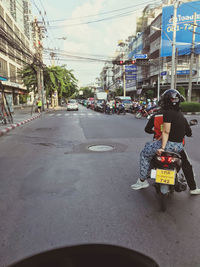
[50,52,58,107]
[117,40,127,97]
[188,12,197,102]
[157,72,160,101]
[171,0,178,89]
[32,18,45,110]
[123,64,126,97]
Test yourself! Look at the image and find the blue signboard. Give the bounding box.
[176,69,196,75]
[125,66,137,81]
[125,65,137,72]
[134,54,147,59]
[125,65,137,81]
[161,71,167,76]
[0,76,8,81]
[161,1,200,57]
[126,80,136,88]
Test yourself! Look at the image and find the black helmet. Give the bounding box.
[159,89,185,109]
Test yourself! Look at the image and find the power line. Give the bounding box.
[48,0,161,23]
[44,48,115,60]
[43,49,114,63]
[47,1,162,29]
[32,0,61,52]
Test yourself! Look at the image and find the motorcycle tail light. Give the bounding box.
[161,156,165,162]
[156,156,166,162]
[167,157,172,163]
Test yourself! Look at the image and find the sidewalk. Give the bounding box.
[0,105,66,137]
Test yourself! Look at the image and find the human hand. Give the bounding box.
[156,148,164,156]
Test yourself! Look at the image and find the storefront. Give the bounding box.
[0,80,28,108]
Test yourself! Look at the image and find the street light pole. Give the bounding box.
[171,0,178,89]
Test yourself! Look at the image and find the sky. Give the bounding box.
[31,0,158,88]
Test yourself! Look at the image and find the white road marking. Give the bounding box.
[48,113,103,118]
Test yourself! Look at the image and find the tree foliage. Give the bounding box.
[43,65,78,100]
[19,64,37,92]
[79,87,94,99]
[20,64,78,102]
[115,87,123,96]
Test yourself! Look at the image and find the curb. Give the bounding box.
[184,112,200,115]
[0,114,41,137]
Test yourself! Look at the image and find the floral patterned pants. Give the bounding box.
[140,140,183,179]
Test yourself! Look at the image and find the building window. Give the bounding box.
[0,6,5,30]
[0,36,7,55]
[17,68,22,83]
[9,63,16,82]
[0,57,8,77]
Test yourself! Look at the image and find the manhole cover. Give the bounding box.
[88,145,114,152]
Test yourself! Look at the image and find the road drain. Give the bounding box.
[88,145,114,152]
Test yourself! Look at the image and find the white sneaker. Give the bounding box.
[131,179,149,190]
[190,188,200,195]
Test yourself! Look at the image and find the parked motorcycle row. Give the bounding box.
[79,98,159,119]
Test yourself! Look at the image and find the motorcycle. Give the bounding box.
[135,106,160,120]
[9,244,159,267]
[150,119,198,212]
[135,107,148,119]
[150,151,186,211]
[105,105,112,115]
[117,104,126,115]
[146,106,160,120]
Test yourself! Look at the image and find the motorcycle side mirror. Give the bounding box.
[189,119,198,126]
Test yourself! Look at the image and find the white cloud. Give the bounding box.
[52,0,143,86]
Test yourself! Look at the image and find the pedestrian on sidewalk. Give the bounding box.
[36,98,42,113]
[46,99,49,110]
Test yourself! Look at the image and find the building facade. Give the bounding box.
[0,0,33,106]
[102,0,200,102]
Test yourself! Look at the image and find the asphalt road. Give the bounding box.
[0,105,200,267]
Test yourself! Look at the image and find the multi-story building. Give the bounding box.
[0,0,33,106]
[102,0,200,101]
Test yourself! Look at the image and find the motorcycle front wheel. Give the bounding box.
[135,112,142,119]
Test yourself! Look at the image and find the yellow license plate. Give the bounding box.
[155,169,175,185]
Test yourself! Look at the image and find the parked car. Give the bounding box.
[94,99,104,112]
[87,98,94,108]
[67,99,78,111]
[83,100,88,107]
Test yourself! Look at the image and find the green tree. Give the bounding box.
[43,65,78,102]
[115,87,123,96]
[177,86,186,98]
[79,87,94,99]
[20,64,78,103]
[19,64,38,92]
[146,89,154,99]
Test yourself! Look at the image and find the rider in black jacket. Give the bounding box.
[145,110,200,194]
[131,89,200,195]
